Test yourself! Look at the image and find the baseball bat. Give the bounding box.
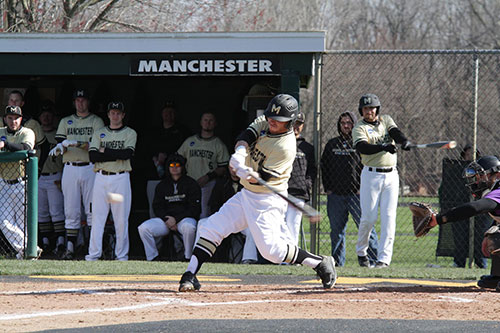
[249,171,321,222]
[408,140,457,149]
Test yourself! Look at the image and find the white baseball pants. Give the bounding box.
[356,166,399,264]
[284,200,304,246]
[0,180,25,257]
[38,172,64,223]
[138,217,197,260]
[61,164,95,228]
[86,172,131,261]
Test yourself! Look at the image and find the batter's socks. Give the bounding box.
[187,238,216,274]
[290,246,323,268]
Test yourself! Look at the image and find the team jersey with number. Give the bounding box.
[352,114,398,167]
[55,113,104,163]
[41,130,63,174]
[89,126,137,173]
[240,115,296,193]
[0,126,35,180]
[177,134,229,181]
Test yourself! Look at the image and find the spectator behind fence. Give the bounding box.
[37,101,65,256]
[137,153,201,261]
[321,111,378,267]
[0,106,39,259]
[439,144,490,268]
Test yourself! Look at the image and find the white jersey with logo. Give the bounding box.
[89,126,137,173]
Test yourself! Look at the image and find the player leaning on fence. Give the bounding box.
[0,106,40,259]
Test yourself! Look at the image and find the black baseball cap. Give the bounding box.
[73,89,90,100]
[107,101,125,112]
[4,105,22,117]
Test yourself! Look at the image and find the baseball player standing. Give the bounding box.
[178,94,336,292]
[353,94,411,268]
[50,89,104,259]
[0,106,38,259]
[37,102,65,254]
[85,102,136,261]
[177,112,229,218]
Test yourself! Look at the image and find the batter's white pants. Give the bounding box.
[198,188,290,264]
[356,166,399,265]
[86,172,131,261]
[0,180,26,257]
[240,228,258,261]
[61,164,95,228]
[138,217,197,260]
[200,179,216,219]
[284,200,304,246]
[38,172,64,223]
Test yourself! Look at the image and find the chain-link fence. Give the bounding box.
[315,50,500,268]
[0,151,38,259]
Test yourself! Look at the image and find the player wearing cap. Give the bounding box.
[177,112,229,218]
[37,101,65,255]
[0,105,39,259]
[50,89,104,259]
[137,153,201,261]
[178,94,336,292]
[85,102,136,261]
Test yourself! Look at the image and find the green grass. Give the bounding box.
[0,259,486,281]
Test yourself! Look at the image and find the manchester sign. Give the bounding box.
[130,56,280,76]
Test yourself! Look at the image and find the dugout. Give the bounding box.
[0,32,325,258]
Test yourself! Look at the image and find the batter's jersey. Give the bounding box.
[55,113,104,163]
[240,115,296,193]
[89,126,137,173]
[352,114,397,167]
[177,134,229,181]
[0,126,35,180]
[41,130,63,174]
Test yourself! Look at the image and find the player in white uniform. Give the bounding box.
[177,112,229,218]
[50,89,105,259]
[0,106,38,259]
[352,94,411,267]
[178,94,336,292]
[85,102,137,261]
[37,102,65,254]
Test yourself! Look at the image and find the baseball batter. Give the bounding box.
[37,102,65,254]
[353,93,411,268]
[85,102,136,261]
[177,112,229,218]
[50,89,104,259]
[0,106,36,259]
[178,94,336,292]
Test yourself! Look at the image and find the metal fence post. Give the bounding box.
[26,151,38,258]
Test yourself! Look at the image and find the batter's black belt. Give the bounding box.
[99,170,127,176]
[66,162,90,167]
[41,172,59,176]
[4,178,23,184]
[368,167,394,173]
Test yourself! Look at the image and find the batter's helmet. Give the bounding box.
[358,94,381,116]
[264,94,298,124]
[463,155,500,197]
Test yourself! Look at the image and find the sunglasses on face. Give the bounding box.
[169,162,181,167]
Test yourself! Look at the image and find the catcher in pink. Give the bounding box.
[413,155,500,291]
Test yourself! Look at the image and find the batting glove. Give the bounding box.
[401,140,412,151]
[235,166,253,180]
[229,146,248,170]
[48,143,64,156]
[62,139,78,148]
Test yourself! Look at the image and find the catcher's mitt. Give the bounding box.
[482,225,500,257]
[408,202,437,237]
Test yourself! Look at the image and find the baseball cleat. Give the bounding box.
[357,255,373,268]
[179,271,201,292]
[477,275,500,289]
[314,256,337,289]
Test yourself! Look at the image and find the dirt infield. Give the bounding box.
[0,275,499,332]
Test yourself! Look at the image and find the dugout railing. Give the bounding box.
[0,151,38,259]
[310,50,500,268]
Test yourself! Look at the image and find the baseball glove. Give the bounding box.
[408,202,437,237]
[482,225,500,257]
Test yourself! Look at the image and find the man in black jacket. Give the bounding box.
[138,153,201,261]
[321,111,378,267]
